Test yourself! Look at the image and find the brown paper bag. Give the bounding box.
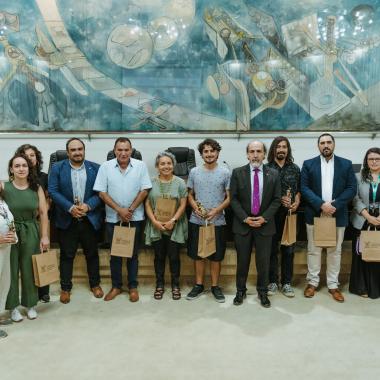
[32,250,59,287]
[360,229,380,262]
[154,197,177,222]
[111,223,136,258]
[313,215,336,247]
[198,222,216,258]
[281,211,297,246]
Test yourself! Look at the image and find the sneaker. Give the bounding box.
[186,284,204,300]
[27,307,38,320]
[267,283,278,296]
[211,286,225,303]
[11,308,23,323]
[282,284,295,298]
[0,329,7,339]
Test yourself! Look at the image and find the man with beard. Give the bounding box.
[49,138,104,303]
[186,138,231,303]
[230,141,281,307]
[301,133,356,302]
[267,136,301,298]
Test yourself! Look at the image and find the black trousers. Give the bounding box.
[234,229,272,294]
[152,235,181,288]
[58,218,101,291]
[269,208,295,285]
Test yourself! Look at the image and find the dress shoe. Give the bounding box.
[233,291,246,306]
[91,286,104,299]
[129,288,139,302]
[104,288,121,301]
[258,293,271,308]
[60,290,71,304]
[328,288,344,303]
[304,284,317,298]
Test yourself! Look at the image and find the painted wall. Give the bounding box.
[0,132,377,180]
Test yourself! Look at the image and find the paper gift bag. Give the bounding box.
[281,211,297,246]
[154,197,177,222]
[198,222,216,258]
[359,229,380,262]
[313,216,336,247]
[111,223,136,258]
[32,251,59,287]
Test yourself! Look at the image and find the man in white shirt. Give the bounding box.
[94,137,152,302]
[301,133,356,302]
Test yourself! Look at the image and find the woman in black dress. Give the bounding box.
[349,147,380,298]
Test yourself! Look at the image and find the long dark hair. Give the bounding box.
[361,147,380,182]
[15,144,44,175]
[8,154,39,192]
[267,136,294,164]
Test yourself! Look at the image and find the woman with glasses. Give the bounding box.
[350,147,380,298]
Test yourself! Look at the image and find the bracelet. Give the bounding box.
[170,218,177,223]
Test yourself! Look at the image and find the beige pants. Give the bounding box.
[0,245,11,312]
[306,224,345,289]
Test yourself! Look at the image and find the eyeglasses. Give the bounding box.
[368,158,380,162]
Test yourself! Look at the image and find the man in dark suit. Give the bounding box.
[230,141,281,307]
[301,133,356,302]
[49,138,104,304]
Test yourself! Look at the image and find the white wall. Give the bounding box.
[0,131,378,179]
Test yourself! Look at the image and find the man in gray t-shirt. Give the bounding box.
[186,139,231,303]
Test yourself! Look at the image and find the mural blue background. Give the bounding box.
[0,0,379,132]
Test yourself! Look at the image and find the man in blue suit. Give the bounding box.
[49,138,104,304]
[301,133,356,302]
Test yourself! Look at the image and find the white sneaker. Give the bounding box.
[27,307,38,320]
[282,284,295,298]
[11,308,23,323]
[267,283,278,296]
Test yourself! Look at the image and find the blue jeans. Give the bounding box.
[106,221,143,289]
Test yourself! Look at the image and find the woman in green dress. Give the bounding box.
[145,152,188,300]
[1,153,49,322]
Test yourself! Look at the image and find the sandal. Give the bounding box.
[172,288,181,300]
[154,287,164,300]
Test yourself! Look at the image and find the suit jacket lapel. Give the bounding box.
[84,160,92,200]
[332,156,340,197]
[315,157,322,197]
[261,165,270,209]
[63,160,73,200]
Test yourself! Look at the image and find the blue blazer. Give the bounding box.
[300,155,357,227]
[48,159,103,230]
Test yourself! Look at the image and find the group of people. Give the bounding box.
[1,133,380,339]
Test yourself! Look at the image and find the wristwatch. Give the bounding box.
[170,218,177,223]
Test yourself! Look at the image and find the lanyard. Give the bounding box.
[371,174,380,203]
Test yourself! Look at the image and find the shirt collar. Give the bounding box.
[320,154,334,164]
[115,158,134,169]
[250,163,264,172]
[69,161,85,170]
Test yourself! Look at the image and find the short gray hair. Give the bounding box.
[155,151,177,167]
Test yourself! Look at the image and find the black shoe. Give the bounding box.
[233,290,246,306]
[40,294,50,303]
[258,293,271,308]
[186,284,204,300]
[211,286,225,303]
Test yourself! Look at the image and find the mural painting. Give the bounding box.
[0,0,379,132]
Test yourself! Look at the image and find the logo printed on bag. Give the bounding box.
[115,238,131,246]
[364,242,380,249]
[40,264,56,273]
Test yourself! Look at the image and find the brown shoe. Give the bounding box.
[304,284,317,298]
[329,288,344,303]
[104,288,121,301]
[129,288,139,302]
[91,286,104,299]
[60,290,71,304]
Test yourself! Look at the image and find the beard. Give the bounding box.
[322,148,332,158]
[276,152,286,160]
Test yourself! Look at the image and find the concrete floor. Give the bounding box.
[1,281,380,380]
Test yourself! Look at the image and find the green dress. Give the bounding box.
[144,176,188,245]
[3,182,40,309]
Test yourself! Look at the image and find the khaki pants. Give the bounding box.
[306,224,345,289]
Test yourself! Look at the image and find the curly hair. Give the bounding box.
[267,136,294,164]
[198,138,221,155]
[15,144,44,175]
[8,154,39,192]
[361,147,380,182]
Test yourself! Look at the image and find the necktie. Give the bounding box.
[252,168,260,215]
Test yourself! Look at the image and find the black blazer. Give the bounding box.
[230,164,281,236]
